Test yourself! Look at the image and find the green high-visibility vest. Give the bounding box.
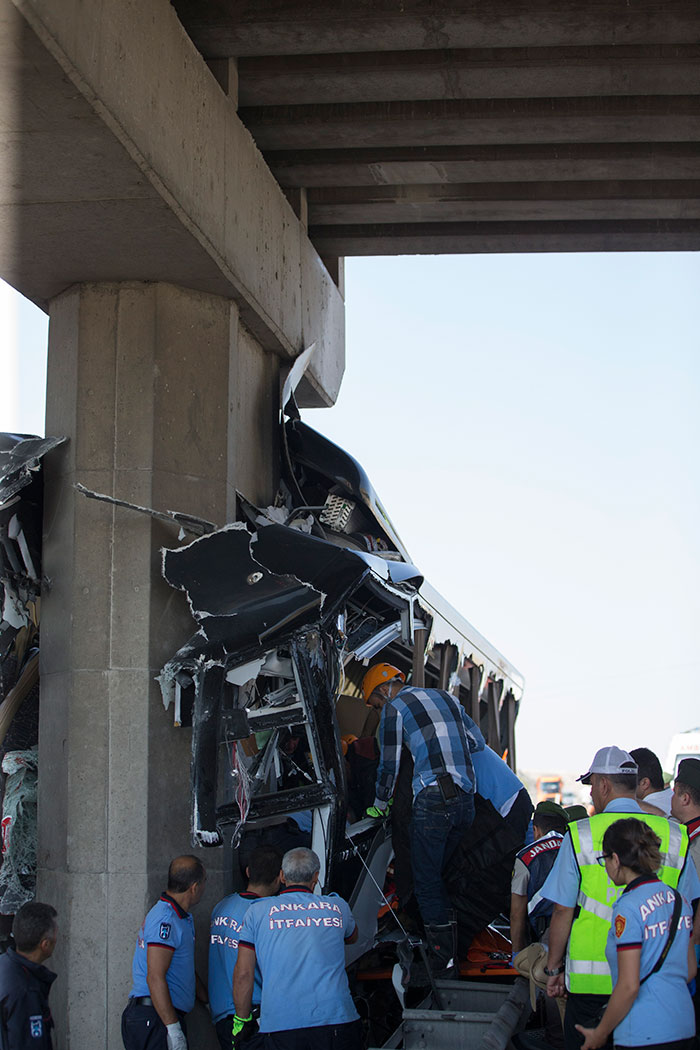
[567,811,688,995]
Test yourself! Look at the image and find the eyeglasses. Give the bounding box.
[596,854,612,866]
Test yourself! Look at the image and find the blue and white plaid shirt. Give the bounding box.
[374,686,485,803]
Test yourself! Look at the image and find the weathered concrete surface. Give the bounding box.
[306,181,700,226]
[237,44,700,106]
[265,142,700,188]
[173,0,700,57]
[172,0,700,255]
[39,282,276,1049]
[307,219,700,256]
[238,96,700,151]
[2,0,345,405]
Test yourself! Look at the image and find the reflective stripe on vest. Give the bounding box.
[576,892,611,923]
[568,959,611,977]
[567,811,688,996]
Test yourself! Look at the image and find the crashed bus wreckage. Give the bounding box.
[153,369,526,1021]
[0,371,533,1044]
[0,434,65,932]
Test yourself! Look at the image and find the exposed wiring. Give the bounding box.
[226,736,252,848]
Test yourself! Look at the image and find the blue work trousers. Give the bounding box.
[409,783,475,925]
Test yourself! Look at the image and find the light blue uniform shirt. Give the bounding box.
[541,798,700,909]
[471,745,524,815]
[130,894,195,1012]
[607,875,694,1045]
[208,892,263,1023]
[288,810,313,834]
[239,887,359,1032]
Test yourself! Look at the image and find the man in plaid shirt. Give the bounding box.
[362,663,485,976]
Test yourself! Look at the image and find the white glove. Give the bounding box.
[166,1022,187,1050]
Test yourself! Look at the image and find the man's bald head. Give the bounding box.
[167,855,205,895]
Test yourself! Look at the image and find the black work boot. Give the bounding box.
[424,920,459,979]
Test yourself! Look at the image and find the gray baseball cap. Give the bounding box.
[576,746,638,785]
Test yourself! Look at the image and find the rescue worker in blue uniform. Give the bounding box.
[510,800,569,955]
[208,846,282,1050]
[122,856,208,1050]
[575,818,696,1050]
[542,747,700,1050]
[472,744,534,844]
[0,902,58,1050]
[233,847,361,1050]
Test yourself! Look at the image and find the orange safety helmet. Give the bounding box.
[361,663,405,703]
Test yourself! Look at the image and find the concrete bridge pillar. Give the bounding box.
[38,281,277,1048]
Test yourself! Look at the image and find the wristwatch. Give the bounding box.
[543,964,565,976]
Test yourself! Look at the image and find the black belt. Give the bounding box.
[128,997,185,1018]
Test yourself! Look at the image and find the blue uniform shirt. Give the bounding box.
[541,799,700,909]
[208,891,263,1023]
[607,875,694,1045]
[130,894,195,1012]
[239,886,359,1033]
[471,746,524,815]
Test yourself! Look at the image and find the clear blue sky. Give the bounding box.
[310,253,700,774]
[2,251,699,774]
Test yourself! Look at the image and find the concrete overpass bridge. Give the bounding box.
[0,1,698,1045]
[175,0,700,258]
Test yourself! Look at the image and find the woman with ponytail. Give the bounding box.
[576,818,695,1049]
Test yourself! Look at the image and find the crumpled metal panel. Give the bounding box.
[284,418,412,561]
[162,523,327,651]
[161,520,418,654]
[0,434,65,508]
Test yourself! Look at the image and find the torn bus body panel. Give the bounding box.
[0,434,65,509]
[282,418,412,561]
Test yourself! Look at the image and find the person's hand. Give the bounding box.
[546,972,566,998]
[366,798,393,819]
[575,1024,605,1049]
[165,1022,187,1050]
[232,1014,257,1047]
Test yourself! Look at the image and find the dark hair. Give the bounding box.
[167,856,205,893]
[247,846,282,886]
[629,748,664,792]
[534,814,568,836]
[12,902,57,952]
[606,772,639,792]
[676,780,700,807]
[602,818,662,875]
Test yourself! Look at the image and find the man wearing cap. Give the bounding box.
[671,757,700,1045]
[362,663,485,975]
[541,746,699,1050]
[564,805,588,822]
[510,801,569,956]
